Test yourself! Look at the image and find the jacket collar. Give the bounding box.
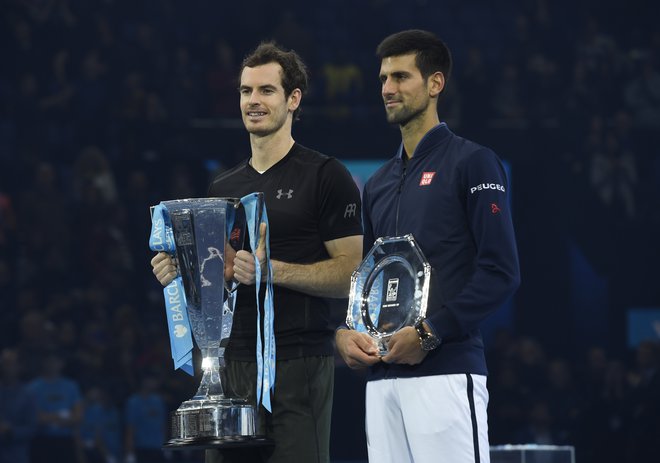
[396,123,451,161]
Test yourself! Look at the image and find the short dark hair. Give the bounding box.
[240,42,308,120]
[376,30,452,83]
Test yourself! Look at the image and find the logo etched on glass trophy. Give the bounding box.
[347,234,431,356]
[150,196,273,449]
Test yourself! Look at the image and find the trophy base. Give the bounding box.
[166,396,268,450]
[164,435,274,451]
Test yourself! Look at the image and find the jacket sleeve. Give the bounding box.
[427,148,521,340]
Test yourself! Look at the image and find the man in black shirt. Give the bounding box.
[151,42,363,463]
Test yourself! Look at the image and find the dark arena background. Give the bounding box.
[1,0,659,462]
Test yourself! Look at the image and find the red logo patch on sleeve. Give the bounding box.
[419,172,436,186]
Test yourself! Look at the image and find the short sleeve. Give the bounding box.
[316,158,363,242]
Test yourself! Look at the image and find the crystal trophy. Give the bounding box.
[347,234,431,356]
[152,197,269,449]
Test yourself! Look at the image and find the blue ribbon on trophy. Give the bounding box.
[149,205,195,375]
[240,192,276,412]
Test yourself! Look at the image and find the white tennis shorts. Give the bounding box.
[365,374,490,463]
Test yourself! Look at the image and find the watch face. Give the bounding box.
[421,335,441,351]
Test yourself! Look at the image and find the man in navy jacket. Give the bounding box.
[336,30,520,463]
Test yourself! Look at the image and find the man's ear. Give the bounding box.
[288,88,302,113]
[428,72,445,97]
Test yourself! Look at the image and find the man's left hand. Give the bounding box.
[233,222,267,285]
[381,326,427,365]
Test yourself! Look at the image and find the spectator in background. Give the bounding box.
[17,305,55,378]
[17,162,72,288]
[27,353,84,463]
[543,359,581,444]
[75,318,112,391]
[322,49,363,119]
[72,145,118,205]
[573,347,616,463]
[74,49,111,145]
[39,48,74,119]
[488,362,528,445]
[526,52,561,127]
[166,44,201,124]
[81,386,123,463]
[121,168,160,296]
[490,62,527,126]
[0,191,17,254]
[589,130,637,219]
[515,336,547,392]
[271,10,314,66]
[0,194,17,319]
[514,399,557,445]
[460,47,489,128]
[206,39,238,117]
[624,55,660,129]
[625,341,660,460]
[124,373,168,463]
[0,259,15,342]
[71,147,133,291]
[0,348,35,463]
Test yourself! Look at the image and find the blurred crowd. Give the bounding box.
[1,0,660,462]
[486,332,660,461]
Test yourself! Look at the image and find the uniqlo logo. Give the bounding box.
[419,172,436,186]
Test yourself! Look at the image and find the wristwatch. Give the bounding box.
[414,320,441,351]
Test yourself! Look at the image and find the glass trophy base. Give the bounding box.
[165,397,271,450]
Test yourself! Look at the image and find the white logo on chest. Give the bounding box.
[276,189,294,199]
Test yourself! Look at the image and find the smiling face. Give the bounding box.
[239,62,300,137]
[379,53,437,127]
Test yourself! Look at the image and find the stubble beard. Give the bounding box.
[385,101,427,127]
[244,111,287,137]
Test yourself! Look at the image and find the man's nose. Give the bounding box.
[247,91,260,104]
[382,78,395,97]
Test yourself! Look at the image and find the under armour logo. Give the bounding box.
[276,189,294,199]
[344,203,357,218]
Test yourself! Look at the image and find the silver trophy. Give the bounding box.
[156,197,268,449]
[347,234,431,356]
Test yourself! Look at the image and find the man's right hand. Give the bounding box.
[335,329,381,369]
[151,252,177,286]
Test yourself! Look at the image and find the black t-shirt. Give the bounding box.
[208,143,362,360]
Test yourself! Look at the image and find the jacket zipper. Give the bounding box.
[394,162,407,235]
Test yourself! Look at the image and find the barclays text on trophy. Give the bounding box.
[346,234,431,356]
[149,194,275,449]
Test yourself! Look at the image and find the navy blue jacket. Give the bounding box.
[362,123,520,380]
